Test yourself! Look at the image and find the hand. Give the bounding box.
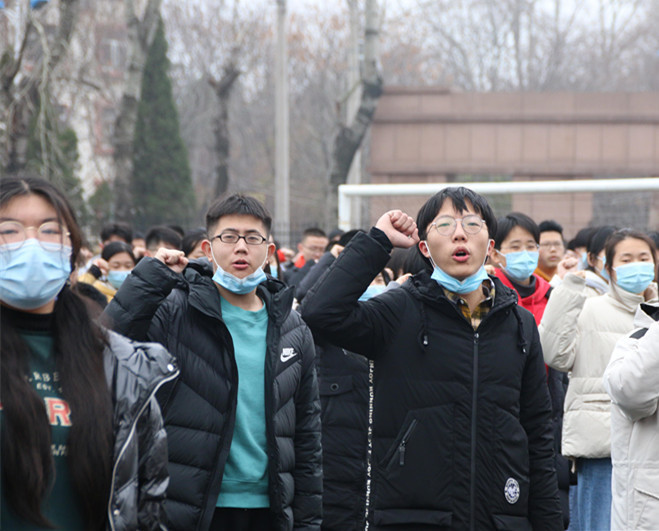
[484,264,497,276]
[395,272,412,285]
[330,244,344,259]
[155,248,188,274]
[93,258,109,277]
[132,245,147,260]
[375,210,419,249]
[557,254,580,279]
[644,283,658,302]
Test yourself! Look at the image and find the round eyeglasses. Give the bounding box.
[0,221,71,251]
[213,232,267,245]
[431,215,485,236]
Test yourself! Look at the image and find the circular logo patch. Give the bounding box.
[504,477,520,504]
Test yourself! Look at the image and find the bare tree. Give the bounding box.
[326,0,383,222]
[1,0,79,175]
[111,0,162,221]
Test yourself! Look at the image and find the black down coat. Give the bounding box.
[104,330,178,531]
[104,258,322,531]
[301,230,562,531]
[297,252,369,531]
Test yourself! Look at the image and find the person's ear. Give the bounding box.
[418,240,430,258]
[490,246,506,268]
[201,239,213,262]
[266,242,276,259]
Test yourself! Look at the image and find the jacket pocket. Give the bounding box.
[491,513,533,530]
[633,469,659,530]
[373,404,455,512]
[373,508,452,527]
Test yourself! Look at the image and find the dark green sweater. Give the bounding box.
[1,308,85,530]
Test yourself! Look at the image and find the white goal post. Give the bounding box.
[337,177,659,230]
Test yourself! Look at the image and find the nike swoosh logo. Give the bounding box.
[280,350,297,362]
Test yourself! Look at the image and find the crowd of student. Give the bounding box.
[2,172,659,530]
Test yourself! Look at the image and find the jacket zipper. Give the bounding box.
[470,332,479,531]
[397,418,418,466]
[107,366,179,531]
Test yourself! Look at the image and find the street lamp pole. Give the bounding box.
[274,0,290,245]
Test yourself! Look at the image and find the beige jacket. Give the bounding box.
[603,304,659,530]
[540,275,646,458]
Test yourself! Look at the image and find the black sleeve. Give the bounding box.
[295,252,335,302]
[102,257,183,342]
[300,230,400,358]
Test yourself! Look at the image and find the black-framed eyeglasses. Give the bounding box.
[431,215,485,236]
[0,220,71,251]
[213,232,267,245]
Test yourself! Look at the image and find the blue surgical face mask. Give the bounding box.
[0,239,71,310]
[614,262,655,294]
[107,269,130,290]
[426,240,491,294]
[209,242,267,295]
[269,267,278,279]
[580,251,588,270]
[359,285,386,301]
[500,250,539,282]
[596,255,609,281]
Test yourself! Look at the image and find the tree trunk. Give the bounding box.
[209,63,240,199]
[1,0,79,175]
[327,0,383,225]
[111,0,162,221]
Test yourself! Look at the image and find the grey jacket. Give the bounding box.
[104,330,179,530]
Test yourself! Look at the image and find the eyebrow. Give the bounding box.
[220,228,263,234]
[0,216,59,223]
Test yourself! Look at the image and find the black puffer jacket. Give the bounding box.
[301,231,562,531]
[104,330,178,531]
[297,252,369,531]
[104,258,322,531]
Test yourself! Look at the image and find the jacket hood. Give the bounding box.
[103,329,178,414]
[404,271,527,353]
[633,301,659,328]
[583,269,609,294]
[607,280,652,314]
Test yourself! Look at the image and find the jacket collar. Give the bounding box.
[607,280,650,314]
[184,259,294,325]
[633,301,659,328]
[406,270,518,313]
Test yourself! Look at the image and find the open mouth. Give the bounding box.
[233,259,249,269]
[453,249,470,262]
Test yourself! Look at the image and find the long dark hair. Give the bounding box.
[0,176,113,529]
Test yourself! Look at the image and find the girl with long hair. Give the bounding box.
[0,175,177,530]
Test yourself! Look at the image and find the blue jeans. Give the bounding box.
[568,458,612,531]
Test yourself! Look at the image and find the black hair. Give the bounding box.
[386,248,409,279]
[494,212,539,249]
[569,227,596,251]
[99,222,133,244]
[604,229,657,277]
[205,194,272,235]
[101,241,136,264]
[167,224,185,238]
[586,225,616,257]
[182,228,207,257]
[1,175,112,530]
[328,228,344,241]
[145,225,183,251]
[337,229,364,247]
[538,220,563,235]
[416,186,497,241]
[647,231,659,252]
[301,227,327,240]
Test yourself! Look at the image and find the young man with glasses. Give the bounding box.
[535,220,566,284]
[301,187,562,530]
[104,195,322,531]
